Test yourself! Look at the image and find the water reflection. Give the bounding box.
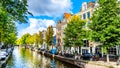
[50,59,56,68]
[5,47,74,68]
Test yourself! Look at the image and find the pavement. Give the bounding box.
[87,61,120,68]
[59,55,120,68]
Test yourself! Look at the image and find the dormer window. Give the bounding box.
[82,2,87,11]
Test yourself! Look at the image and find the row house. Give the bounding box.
[75,1,97,55]
[40,30,47,49]
[56,13,72,51]
[76,1,120,56]
[56,1,120,56]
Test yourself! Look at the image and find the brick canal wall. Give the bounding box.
[28,46,119,68]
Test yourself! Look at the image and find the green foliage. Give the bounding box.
[0,0,31,45]
[46,26,54,46]
[16,33,31,45]
[0,0,32,23]
[89,0,120,51]
[64,15,86,47]
[38,31,43,45]
[0,14,17,45]
[16,32,44,46]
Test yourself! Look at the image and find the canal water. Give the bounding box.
[5,47,75,68]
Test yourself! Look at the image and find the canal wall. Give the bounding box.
[0,47,14,68]
[26,46,117,68]
[36,49,85,68]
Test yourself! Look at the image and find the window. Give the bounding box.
[82,2,87,11]
[83,13,86,19]
[83,5,86,10]
[87,11,90,18]
[58,28,61,31]
[83,40,89,47]
[108,47,116,55]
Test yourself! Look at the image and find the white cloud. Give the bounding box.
[18,18,56,38]
[28,0,72,17]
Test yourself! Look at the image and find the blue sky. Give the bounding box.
[17,0,94,38]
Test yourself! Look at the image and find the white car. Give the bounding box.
[0,51,8,60]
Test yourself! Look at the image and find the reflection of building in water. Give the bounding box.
[50,59,56,68]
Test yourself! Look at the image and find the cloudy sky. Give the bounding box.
[17,0,93,38]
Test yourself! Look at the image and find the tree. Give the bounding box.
[0,18,17,45]
[89,0,120,62]
[64,15,86,47]
[18,33,31,45]
[0,0,31,46]
[16,33,37,46]
[0,0,31,23]
[16,38,22,45]
[45,26,54,48]
[38,31,43,45]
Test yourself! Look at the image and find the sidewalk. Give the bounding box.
[58,55,120,68]
[36,49,120,68]
[87,61,120,68]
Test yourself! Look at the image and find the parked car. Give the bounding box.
[81,53,100,61]
[0,51,8,56]
[0,51,8,60]
[81,53,93,60]
[64,53,74,58]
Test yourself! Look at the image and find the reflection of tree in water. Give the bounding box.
[32,53,42,68]
[19,47,34,64]
[6,47,78,68]
[19,47,26,58]
[31,54,49,68]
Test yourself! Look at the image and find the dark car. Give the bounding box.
[81,53,100,61]
[81,53,93,60]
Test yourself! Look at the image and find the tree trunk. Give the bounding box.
[106,53,109,62]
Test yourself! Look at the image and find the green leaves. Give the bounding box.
[89,0,120,49]
[64,15,86,47]
[0,0,31,45]
[38,31,43,45]
[46,26,54,46]
[0,0,31,23]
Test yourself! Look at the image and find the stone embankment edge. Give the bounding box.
[0,47,14,68]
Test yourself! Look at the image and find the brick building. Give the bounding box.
[56,13,72,51]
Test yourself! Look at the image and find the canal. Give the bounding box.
[5,47,75,68]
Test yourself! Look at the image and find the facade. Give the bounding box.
[76,1,120,56]
[41,30,47,49]
[56,1,120,56]
[56,13,72,51]
[56,20,62,47]
[75,2,96,55]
